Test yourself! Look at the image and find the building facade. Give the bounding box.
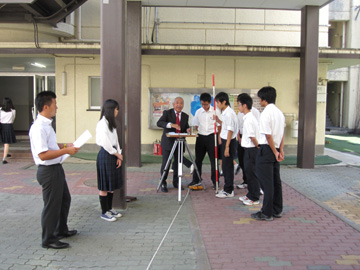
[0,0,358,159]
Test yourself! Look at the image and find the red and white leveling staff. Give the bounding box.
[212,74,219,193]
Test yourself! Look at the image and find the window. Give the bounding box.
[89,76,101,109]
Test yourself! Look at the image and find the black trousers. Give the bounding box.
[221,138,236,193]
[256,145,283,217]
[237,142,247,183]
[161,144,192,184]
[193,134,216,185]
[37,164,71,245]
[244,147,260,201]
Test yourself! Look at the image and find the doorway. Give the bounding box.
[0,74,55,133]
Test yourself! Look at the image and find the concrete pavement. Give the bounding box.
[0,149,360,270]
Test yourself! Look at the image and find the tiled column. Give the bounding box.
[297,5,319,169]
[101,0,126,208]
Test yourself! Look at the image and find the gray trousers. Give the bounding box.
[37,164,71,245]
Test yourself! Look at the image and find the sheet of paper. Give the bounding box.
[168,132,189,135]
[61,130,93,163]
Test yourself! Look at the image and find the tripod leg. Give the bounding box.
[178,140,183,203]
[157,140,178,192]
[185,141,205,190]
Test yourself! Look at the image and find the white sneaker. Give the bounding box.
[236,183,248,189]
[215,190,234,198]
[101,211,117,222]
[109,209,122,218]
[169,168,174,173]
[190,164,194,174]
[239,195,248,202]
[260,189,264,195]
[242,198,260,206]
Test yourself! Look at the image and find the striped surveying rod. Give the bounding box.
[212,74,219,193]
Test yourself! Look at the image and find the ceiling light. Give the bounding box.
[31,62,46,68]
[12,66,25,71]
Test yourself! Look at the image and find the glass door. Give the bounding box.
[32,75,45,120]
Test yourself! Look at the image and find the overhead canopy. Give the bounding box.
[131,0,334,10]
[0,0,334,27]
[0,0,88,26]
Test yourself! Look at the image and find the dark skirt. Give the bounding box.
[0,123,16,144]
[96,147,123,191]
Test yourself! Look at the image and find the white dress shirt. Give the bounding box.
[241,112,260,148]
[220,106,238,140]
[166,109,182,129]
[0,108,16,124]
[96,116,122,155]
[29,114,64,165]
[258,104,285,148]
[192,106,220,136]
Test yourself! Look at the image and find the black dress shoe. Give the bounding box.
[250,211,273,221]
[161,184,168,193]
[56,230,77,239]
[42,241,70,249]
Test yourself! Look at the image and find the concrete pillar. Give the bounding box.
[127,1,142,167]
[297,6,320,169]
[101,0,126,208]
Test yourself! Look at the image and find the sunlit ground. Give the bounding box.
[325,134,360,156]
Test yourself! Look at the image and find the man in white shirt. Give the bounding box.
[214,92,238,198]
[237,93,261,206]
[251,86,285,221]
[188,93,220,189]
[236,104,260,189]
[29,91,79,249]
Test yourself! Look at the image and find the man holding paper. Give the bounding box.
[29,91,79,249]
[157,97,191,192]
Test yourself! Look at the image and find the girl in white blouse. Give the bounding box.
[96,99,124,222]
[0,97,16,164]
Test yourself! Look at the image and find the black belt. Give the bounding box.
[198,133,214,137]
[38,163,61,167]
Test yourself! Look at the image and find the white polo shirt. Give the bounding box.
[29,114,64,165]
[241,112,260,148]
[220,106,238,140]
[238,107,260,135]
[258,103,285,148]
[192,106,220,136]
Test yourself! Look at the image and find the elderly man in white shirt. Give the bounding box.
[29,91,79,249]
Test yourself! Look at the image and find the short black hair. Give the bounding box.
[237,93,253,110]
[257,86,277,104]
[100,99,119,132]
[1,97,15,112]
[200,93,211,103]
[215,92,230,105]
[35,91,56,113]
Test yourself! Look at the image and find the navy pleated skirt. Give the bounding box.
[96,147,123,191]
[0,124,16,144]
